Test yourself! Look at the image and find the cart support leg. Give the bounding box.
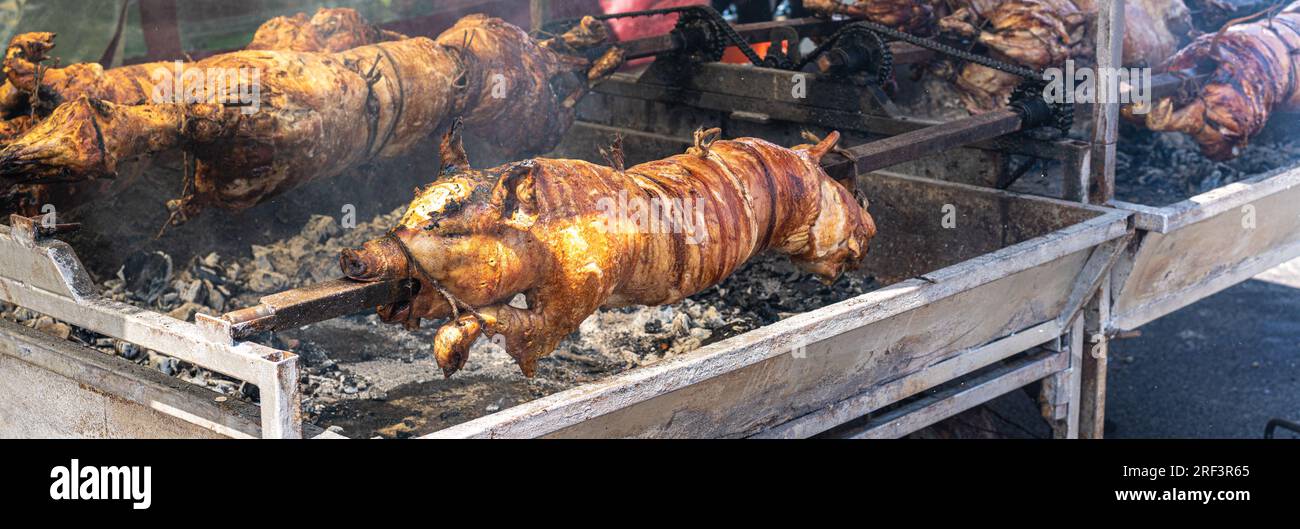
[1042,316,1083,438]
[258,354,302,439]
[1079,278,1110,438]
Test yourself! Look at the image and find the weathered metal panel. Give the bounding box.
[0,319,252,439]
[822,349,1068,439]
[1110,166,1300,331]
[0,218,302,438]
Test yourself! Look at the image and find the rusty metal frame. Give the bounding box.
[0,215,301,438]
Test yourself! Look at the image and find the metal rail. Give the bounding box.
[821,109,1025,180]
[616,15,931,64]
[0,214,301,438]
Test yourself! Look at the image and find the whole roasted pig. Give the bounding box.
[338,125,877,377]
[0,15,613,221]
[938,0,1194,111]
[1140,2,1300,160]
[0,8,402,216]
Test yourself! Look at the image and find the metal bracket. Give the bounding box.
[0,215,301,438]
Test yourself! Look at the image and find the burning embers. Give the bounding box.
[341,124,876,378]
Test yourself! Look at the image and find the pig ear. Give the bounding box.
[491,162,539,227]
[804,130,841,163]
[439,118,470,174]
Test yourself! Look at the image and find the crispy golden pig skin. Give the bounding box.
[940,0,1086,111]
[1141,2,1300,160]
[340,126,877,378]
[1,8,400,113]
[0,114,31,141]
[0,15,605,220]
[0,80,22,118]
[0,8,403,217]
[804,0,936,33]
[245,8,405,53]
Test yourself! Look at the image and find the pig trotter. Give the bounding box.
[434,314,483,377]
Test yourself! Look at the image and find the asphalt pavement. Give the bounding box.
[1105,264,1300,438]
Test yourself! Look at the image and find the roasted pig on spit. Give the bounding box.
[938,0,1087,110]
[0,8,402,216]
[938,0,1193,111]
[1139,2,1300,160]
[0,8,402,126]
[807,0,1191,111]
[338,124,876,377]
[0,15,613,222]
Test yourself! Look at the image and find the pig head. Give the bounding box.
[340,121,611,377]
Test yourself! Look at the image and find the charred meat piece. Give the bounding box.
[1117,0,1195,66]
[1073,0,1194,66]
[937,0,1191,111]
[805,0,936,32]
[244,8,406,53]
[340,124,876,378]
[0,15,611,221]
[1141,2,1300,160]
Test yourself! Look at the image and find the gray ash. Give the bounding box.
[1115,122,1300,206]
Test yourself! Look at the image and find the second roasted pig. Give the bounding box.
[1,8,403,123]
[0,15,612,221]
[339,125,877,377]
[1140,2,1300,160]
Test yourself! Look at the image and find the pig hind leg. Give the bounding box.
[430,304,552,378]
[450,294,597,378]
[474,304,563,378]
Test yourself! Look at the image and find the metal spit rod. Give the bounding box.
[222,277,414,340]
[822,109,1025,180]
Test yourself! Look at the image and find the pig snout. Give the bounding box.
[340,237,408,282]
